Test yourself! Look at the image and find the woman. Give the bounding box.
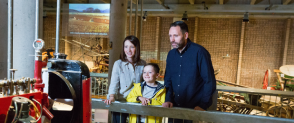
[104,35,146,123]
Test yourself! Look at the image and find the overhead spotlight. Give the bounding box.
[143,11,147,21]
[202,1,208,10]
[43,10,47,18]
[182,11,188,21]
[243,12,249,23]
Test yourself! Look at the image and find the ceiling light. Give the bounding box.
[202,1,208,10]
[182,11,188,21]
[243,12,249,23]
[143,11,147,21]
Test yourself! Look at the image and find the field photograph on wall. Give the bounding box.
[68,4,110,37]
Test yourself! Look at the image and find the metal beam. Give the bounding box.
[217,85,294,97]
[92,99,294,123]
[283,0,291,5]
[7,0,12,79]
[189,0,194,5]
[135,0,138,36]
[126,4,294,13]
[217,99,265,111]
[139,13,294,19]
[90,72,108,78]
[250,0,256,5]
[219,0,224,5]
[129,0,132,35]
[44,4,294,14]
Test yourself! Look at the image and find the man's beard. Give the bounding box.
[171,37,185,49]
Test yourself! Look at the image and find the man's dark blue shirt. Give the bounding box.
[164,38,216,110]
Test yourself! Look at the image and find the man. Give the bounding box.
[163,21,216,122]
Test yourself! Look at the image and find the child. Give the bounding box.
[126,63,166,123]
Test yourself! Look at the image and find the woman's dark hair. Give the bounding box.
[170,21,189,34]
[120,35,141,63]
[145,63,160,73]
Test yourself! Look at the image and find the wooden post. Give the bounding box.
[282,19,291,65]
[193,17,199,43]
[236,22,246,85]
[155,17,161,60]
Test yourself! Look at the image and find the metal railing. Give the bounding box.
[217,85,294,118]
[90,73,294,122]
[92,98,294,123]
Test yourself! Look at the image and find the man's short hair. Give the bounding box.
[145,63,160,73]
[170,21,189,34]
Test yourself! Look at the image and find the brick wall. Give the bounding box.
[44,14,293,88]
[197,18,242,83]
[159,17,173,73]
[137,17,158,63]
[185,18,196,42]
[43,13,65,53]
[241,19,286,88]
[287,19,294,65]
[126,16,158,64]
[126,16,137,37]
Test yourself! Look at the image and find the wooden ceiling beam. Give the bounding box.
[131,0,137,4]
[189,0,195,5]
[156,0,162,5]
[219,0,224,5]
[283,0,292,5]
[250,0,256,5]
[129,0,137,4]
[101,0,110,3]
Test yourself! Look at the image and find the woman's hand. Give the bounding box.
[138,97,150,106]
[104,96,115,105]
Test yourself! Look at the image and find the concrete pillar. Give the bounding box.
[236,22,246,85]
[155,17,161,60]
[13,0,37,79]
[108,0,128,83]
[0,1,8,78]
[65,36,72,59]
[282,19,291,65]
[193,17,199,43]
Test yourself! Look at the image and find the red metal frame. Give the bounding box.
[0,92,49,123]
[0,54,51,123]
[0,53,91,122]
[83,78,92,123]
[34,60,46,92]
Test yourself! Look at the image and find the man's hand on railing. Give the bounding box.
[162,102,173,108]
[194,106,205,111]
[138,96,150,106]
[104,96,115,105]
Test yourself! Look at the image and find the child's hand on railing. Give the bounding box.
[138,96,150,106]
